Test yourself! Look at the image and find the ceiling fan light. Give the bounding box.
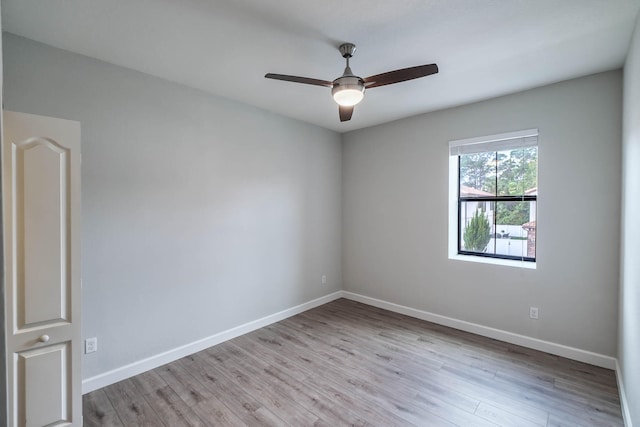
[332,76,365,106]
[333,88,364,106]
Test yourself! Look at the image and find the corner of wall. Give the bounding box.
[619,8,640,427]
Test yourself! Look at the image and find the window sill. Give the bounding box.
[448,253,536,269]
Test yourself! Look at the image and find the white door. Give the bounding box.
[3,111,82,427]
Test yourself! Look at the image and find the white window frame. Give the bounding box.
[448,129,538,269]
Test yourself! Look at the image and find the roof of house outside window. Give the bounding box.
[460,185,495,197]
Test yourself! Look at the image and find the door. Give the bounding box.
[3,111,81,426]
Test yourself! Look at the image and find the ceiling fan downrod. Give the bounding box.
[332,43,365,106]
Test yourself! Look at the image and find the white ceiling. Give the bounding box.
[3,0,640,132]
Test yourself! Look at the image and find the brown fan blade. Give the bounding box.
[363,64,438,89]
[265,73,333,88]
[339,105,354,122]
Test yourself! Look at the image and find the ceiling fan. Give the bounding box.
[265,43,438,122]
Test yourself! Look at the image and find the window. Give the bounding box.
[449,129,538,264]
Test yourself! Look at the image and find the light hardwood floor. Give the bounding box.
[83,298,624,426]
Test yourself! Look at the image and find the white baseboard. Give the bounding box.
[342,291,617,370]
[84,290,620,397]
[82,291,343,394]
[616,360,634,427]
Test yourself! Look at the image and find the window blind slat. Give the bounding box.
[449,129,538,156]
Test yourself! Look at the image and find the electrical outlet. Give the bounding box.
[85,337,98,354]
[530,307,539,320]
[321,275,327,285]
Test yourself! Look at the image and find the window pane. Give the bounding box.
[497,147,538,196]
[459,152,496,197]
[460,201,494,253]
[493,201,536,259]
[460,200,537,259]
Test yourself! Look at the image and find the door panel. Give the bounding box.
[18,139,70,327]
[3,110,81,427]
[16,343,71,427]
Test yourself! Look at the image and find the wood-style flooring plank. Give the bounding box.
[141,385,208,427]
[82,389,124,427]
[202,343,323,426]
[129,369,167,396]
[190,397,246,427]
[272,316,498,427]
[155,360,213,407]
[102,379,166,427]
[178,353,290,426]
[253,321,480,426]
[84,298,624,426]
[474,401,544,427]
[230,333,414,426]
[205,341,377,427]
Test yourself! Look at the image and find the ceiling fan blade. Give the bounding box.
[265,73,333,88]
[339,105,354,122]
[363,64,438,89]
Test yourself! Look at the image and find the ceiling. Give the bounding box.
[3,0,640,133]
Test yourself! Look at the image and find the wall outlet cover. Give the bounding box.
[530,307,539,320]
[85,337,98,354]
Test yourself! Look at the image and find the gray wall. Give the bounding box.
[343,71,622,357]
[621,12,640,426]
[2,33,342,378]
